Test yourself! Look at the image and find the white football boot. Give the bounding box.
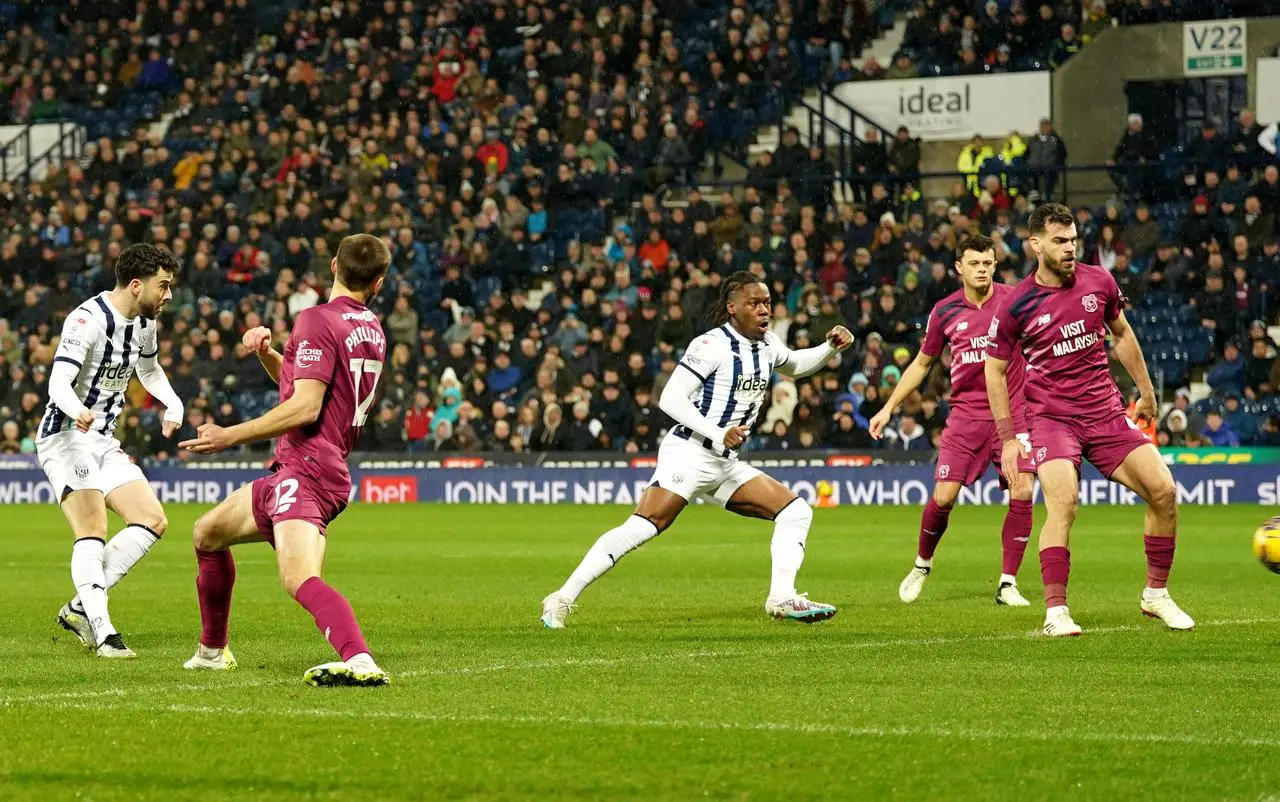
[995,580,1031,607]
[303,653,389,687]
[1042,605,1083,637]
[764,593,838,623]
[1140,588,1195,630]
[898,562,931,603]
[95,633,137,658]
[540,591,576,629]
[183,645,238,670]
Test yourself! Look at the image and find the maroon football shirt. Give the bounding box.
[921,283,1027,422]
[274,296,387,489]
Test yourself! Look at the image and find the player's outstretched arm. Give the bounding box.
[243,326,283,385]
[658,366,742,448]
[135,352,184,437]
[776,326,853,379]
[180,379,326,454]
[1107,310,1157,422]
[870,351,935,439]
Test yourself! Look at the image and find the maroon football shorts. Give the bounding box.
[1030,412,1152,478]
[935,417,1037,489]
[251,462,349,545]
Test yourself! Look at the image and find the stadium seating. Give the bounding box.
[0,0,1278,459]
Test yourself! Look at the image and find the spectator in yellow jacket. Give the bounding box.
[172,151,202,190]
[956,135,994,194]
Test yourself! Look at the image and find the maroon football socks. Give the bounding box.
[294,576,371,661]
[1143,534,1175,589]
[1039,545,1071,608]
[1000,499,1034,576]
[196,548,235,649]
[917,499,952,561]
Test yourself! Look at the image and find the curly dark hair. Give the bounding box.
[709,270,767,327]
[114,243,180,287]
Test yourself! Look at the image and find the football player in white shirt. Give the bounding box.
[541,271,853,628]
[38,244,184,658]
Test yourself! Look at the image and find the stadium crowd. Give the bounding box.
[1,0,1279,462]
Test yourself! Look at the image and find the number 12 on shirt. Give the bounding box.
[348,358,383,426]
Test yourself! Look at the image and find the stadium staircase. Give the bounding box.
[751,13,909,160]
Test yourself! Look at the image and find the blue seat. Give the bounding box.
[1193,397,1222,414]
[474,276,502,302]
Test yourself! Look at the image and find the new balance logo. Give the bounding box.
[1036,314,1051,326]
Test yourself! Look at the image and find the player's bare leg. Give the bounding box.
[58,489,135,657]
[727,476,836,623]
[61,479,169,647]
[1036,459,1082,636]
[995,472,1035,607]
[542,487,686,628]
[899,480,961,603]
[185,483,265,670]
[1110,443,1194,630]
[271,520,386,687]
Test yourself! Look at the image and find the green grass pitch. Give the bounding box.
[1,502,1278,801]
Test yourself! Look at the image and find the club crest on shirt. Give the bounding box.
[987,317,999,339]
[1081,294,1099,313]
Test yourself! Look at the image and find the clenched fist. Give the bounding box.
[242,326,272,355]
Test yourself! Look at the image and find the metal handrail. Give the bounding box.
[0,121,81,184]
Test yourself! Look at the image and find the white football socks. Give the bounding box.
[559,515,660,602]
[71,524,160,612]
[70,538,115,645]
[769,500,813,600]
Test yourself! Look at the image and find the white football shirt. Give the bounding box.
[667,325,788,458]
[39,292,160,439]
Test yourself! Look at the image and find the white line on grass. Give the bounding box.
[28,699,1280,749]
[3,616,1275,708]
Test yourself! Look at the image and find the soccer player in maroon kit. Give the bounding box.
[178,233,393,685]
[985,203,1194,636]
[869,235,1035,606]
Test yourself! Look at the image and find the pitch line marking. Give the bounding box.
[28,699,1280,749]
[2,616,1275,707]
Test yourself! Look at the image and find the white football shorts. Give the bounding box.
[36,430,146,502]
[649,435,763,506]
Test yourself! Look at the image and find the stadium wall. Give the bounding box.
[1054,17,1280,201]
[0,465,1275,506]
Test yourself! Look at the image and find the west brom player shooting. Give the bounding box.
[541,271,853,628]
[868,235,1036,607]
[179,233,391,686]
[40,244,184,658]
[985,203,1193,636]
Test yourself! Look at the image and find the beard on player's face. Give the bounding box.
[139,291,167,318]
[1044,250,1077,278]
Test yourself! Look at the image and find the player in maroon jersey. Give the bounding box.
[985,203,1193,636]
[178,233,393,685]
[869,235,1036,607]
